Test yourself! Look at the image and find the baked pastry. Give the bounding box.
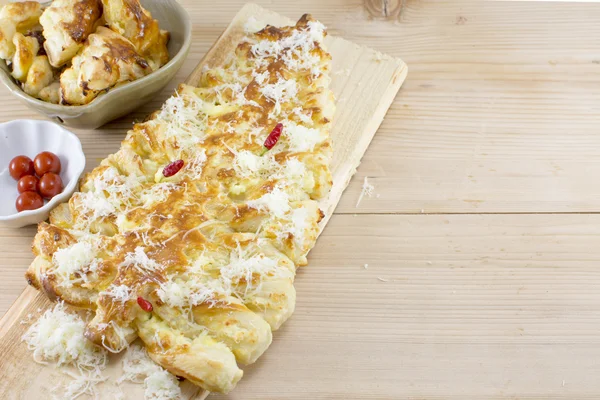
[0,19,16,60]
[0,0,171,105]
[59,26,152,105]
[23,55,54,97]
[101,0,169,70]
[0,1,42,33]
[11,32,39,81]
[26,14,333,394]
[39,0,102,68]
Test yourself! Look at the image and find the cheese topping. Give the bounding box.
[259,77,298,118]
[119,344,182,400]
[220,244,288,298]
[247,186,291,219]
[101,284,134,304]
[22,302,108,400]
[284,121,325,152]
[52,241,100,287]
[120,247,162,274]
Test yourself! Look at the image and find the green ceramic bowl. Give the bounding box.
[0,0,192,129]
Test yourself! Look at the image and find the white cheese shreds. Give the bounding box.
[52,241,100,288]
[356,176,375,207]
[277,206,310,248]
[141,182,178,206]
[101,321,135,354]
[22,302,108,400]
[259,77,298,118]
[247,186,291,219]
[119,344,182,400]
[157,275,222,311]
[157,92,207,147]
[220,244,289,298]
[285,121,324,153]
[250,19,326,76]
[292,106,313,125]
[252,70,269,85]
[120,247,162,274]
[76,167,143,223]
[101,284,133,304]
[186,148,207,180]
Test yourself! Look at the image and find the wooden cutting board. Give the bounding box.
[0,3,406,399]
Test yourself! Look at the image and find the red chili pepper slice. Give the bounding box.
[163,159,184,177]
[260,123,283,156]
[137,296,153,312]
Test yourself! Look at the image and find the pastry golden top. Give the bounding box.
[27,15,334,394]
[0,0,170,104]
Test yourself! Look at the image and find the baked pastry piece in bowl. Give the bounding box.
[0,0,192,129]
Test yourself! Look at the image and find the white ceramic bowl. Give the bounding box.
[0,120,85,228]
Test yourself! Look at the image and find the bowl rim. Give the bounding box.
[0,0,192,115]
[0,119,86,222]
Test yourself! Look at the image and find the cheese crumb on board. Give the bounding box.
[356,176,375,207]
[21,302,108,400]
[119,344,182,400]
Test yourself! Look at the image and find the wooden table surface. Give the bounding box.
[2,0,600,399]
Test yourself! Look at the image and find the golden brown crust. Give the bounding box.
[26,14,334,394]
[0,1,42,33]
[101,0,169,70]
[40,0,103,68]
[60,26,151,105]
[62,0,102,43]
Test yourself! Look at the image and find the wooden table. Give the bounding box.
[2,0,600,398]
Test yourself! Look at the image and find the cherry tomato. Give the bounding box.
[15,191,44,212]
[38,172,63,199]
[17,175,39,194]
[34,151,61,176]
[9,155,35,181]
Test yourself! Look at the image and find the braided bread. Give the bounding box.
[26,14,334,393]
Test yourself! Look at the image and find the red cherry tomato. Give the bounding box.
[17,175,39,194]
[34,151,61,176]
[38,172,63,199]
[9,155,35,181]
[15,191,44,212]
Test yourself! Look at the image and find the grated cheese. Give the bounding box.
[76,167,142,223]
[157,275,223,311]
[259,77,298,118]
[101,284,133,304]
[52,241,100,288]
[219,244,290,298]
[285,121,325,153]
[292,106,313,125]
[247,186,291,219]
[120,247,162,274]
[157,91,207,147]
[186,148,207,180]
[250,19,326,76]
[22,302,108,400]
[119,344,182,400]
[355,176,375,207]
[277,206,310,248]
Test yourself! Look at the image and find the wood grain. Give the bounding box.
[3,0,598,214]
[1,0,600,399]
[218,213,600,399]
[0,2,405,399]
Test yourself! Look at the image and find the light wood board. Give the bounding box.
[0,2,406,399]
[1,0,600,399]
